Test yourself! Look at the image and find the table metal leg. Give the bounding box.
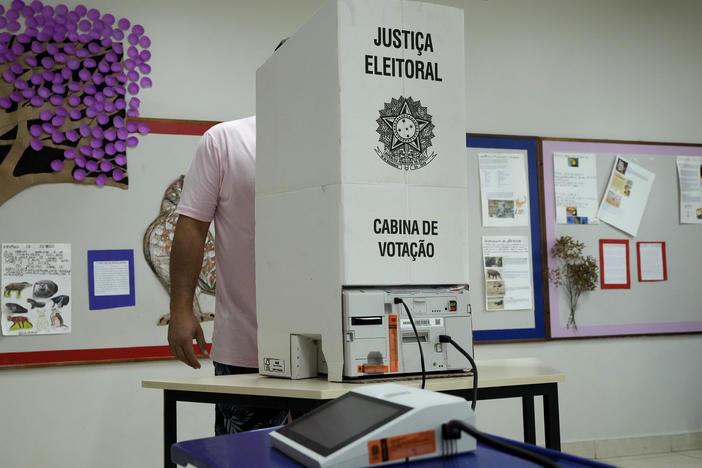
[543,383,561,451]
[521,395,536,445]
[164,391,177,468]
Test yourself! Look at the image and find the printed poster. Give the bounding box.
[478,153,529,227]
[597,156,655,236]
[553,152,599,224]
[482,236,533,311]
[676,156,702,224]
[1,243,71,336]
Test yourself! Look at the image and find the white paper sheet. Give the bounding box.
[676,155,702,224]
[478,153,529,227]
[553,152,599,224]
[597,156,655,236]
[602,243,628,285]
[482,236,533,310]
[639,243,665,281]
[93,260,131,296]
[1,243,72,336]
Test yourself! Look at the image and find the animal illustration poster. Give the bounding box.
[481,236,533,311]
[1,243,71,336]
[478,153,529,227]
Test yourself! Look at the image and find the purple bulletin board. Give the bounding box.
[542,138,702,339]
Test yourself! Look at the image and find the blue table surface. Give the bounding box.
[172,427,615,468]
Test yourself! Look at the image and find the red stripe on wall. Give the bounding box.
[130,117,221,136]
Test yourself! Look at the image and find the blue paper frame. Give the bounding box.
[466,135,546,342]
[87,249,136,310]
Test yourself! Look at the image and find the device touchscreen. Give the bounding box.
[275,392,411,457]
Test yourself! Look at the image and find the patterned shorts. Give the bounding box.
[214,362,290,435]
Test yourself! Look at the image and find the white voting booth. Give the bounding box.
[256,0,469,382]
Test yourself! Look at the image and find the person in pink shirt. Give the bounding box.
[168,116,289,434]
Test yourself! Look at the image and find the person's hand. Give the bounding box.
[168,312,208,369]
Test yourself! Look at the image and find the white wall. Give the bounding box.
[2,1,701,467]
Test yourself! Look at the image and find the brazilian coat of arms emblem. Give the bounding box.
[375,96,436,170]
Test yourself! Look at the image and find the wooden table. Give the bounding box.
[143,357,564,468]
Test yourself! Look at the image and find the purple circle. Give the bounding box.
[75,155,86,167]
[102,13,114,25]
[30,138,43,151]
[51,132,64,144]
[78,68,90,81]
[52,73,65,84]
[73,168,86,181]
[42,123,53,133]
[104,128,116,141]
[87,8,99,20]
[126,45,137,59]
[116,127,128,140]
[30,96,44,106]
[100,36,112,49]
[112,168,124,181]
[69,109,81,120]
[139,50,151,62]
[84,83,96,95]
[128,98,140,109]
[98,61,109,73]
[76,47,88,58]
[95,173,108,186]
[112,29,124,41]
[55,107,67,117]
[74,4,87,16]
[49,95,64,106]
[29,1,41,12]
[92,72,103,85]
[127,82,140,95]
[138,35,152,48]
[127,70,139,82]
[103,75,116,87]
[140,77,152,88]
[112,43,123,55]
[22,87,36,99]
[67,81,81,92]
[78,19,90,31]
[42,5,54,16]
[115,72,127,83]
[83,95,94,106]
[92,148,104,159]
[37,86,50,98]
[54,52,67,63]
[40,109,53,121]
[79,34,90,44]
[30,73,43,85]
[108,62,121,74]
[56,4,68,15]
[15,79,28,90]
[115,141,126,152]
[127,33,138,46]
[0,18,7,29]
[31,41,43,54]
[9,90,22,103]
[7,8,19,20]
[67,58,80,70]
[132,24,144,36]
[29,124,43,136]
[60,67,72,80]
[10,62,23,75]
[105,142,115,155]
[114,154,126,166]
[79,124,90,137]
[64,148,78,159]
[41,70,54,81]
[115,85,126,96]
[97,113,109,125]
[47,43,59,55]
[11,42,25,55]
[86,160,98,172]
[17,33,31,43]
[85,107,97,118]
[65,130,79,142]
[100,160,112,172]
[118,18,130,30]
[84,57,96,68]
[137,123,150,135]
[91,126,103,138]
[115,98,126,110]
[67,31,79,42]
[79,145,92,157]
[2,70,15,83]
[50,159,64,171]
[90,138,101,149]
[87,42,100,54]
[126,136,138,147]
[41,56,54,69]
[8,21,21,32]
[124,58,135,70]
[51,83,66,94]
[104,87,116,98]
[104,51,117,63]
[126,120,138,132]
[64,43,76,54]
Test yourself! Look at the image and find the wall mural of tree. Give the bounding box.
[0,0,151,205]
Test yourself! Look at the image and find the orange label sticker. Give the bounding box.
[358,364,389,374]
[368,430,436,464]
[388,314,398,372]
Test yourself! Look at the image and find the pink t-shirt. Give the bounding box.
[176,116,257,368]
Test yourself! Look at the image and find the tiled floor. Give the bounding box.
[598,449,702,467]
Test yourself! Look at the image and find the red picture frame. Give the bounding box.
[636,242,668,282]
[599,239,630,289]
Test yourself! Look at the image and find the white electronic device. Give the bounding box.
[269,383,476,468]
[343,286,473,378]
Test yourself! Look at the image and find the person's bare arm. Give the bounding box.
[168,215,211,369]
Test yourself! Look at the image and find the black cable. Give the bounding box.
[445,420,562,468]
[394,297,426,389]
[439,334,477,411]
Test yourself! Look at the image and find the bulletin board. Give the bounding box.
[0,119,216,368]
[542,138,702,339]
[466,134,546,342]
